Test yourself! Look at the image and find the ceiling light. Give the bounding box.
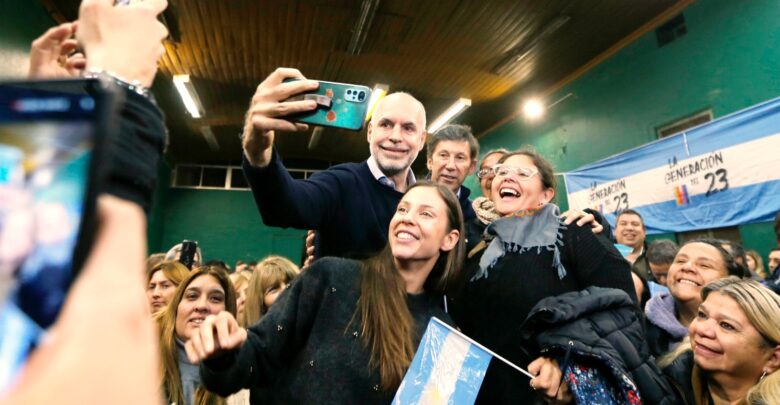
[365,84,389,122]
[199,125,219,151]
[428,98,472,134]
[308,126,324,150]
[522,99,545,120]
[173,74,203,118]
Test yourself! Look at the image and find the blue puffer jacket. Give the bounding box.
[520,286,682,405]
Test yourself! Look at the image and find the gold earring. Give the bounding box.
[760,370,768,381]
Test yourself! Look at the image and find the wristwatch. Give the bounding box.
[82,67,155,102]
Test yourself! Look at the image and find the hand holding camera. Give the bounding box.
[242,68,319,167]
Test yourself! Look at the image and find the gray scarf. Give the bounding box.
[472,204,566,282]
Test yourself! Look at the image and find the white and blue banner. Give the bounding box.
[393,317,493,405]
[564,97,780,234]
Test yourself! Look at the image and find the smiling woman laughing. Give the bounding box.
[645,239,746,358]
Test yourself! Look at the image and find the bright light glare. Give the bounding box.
[522,99,545,119]
[428,98,472,133]
[365,84,389,121]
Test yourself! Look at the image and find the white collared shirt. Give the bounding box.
[366,156,416,191]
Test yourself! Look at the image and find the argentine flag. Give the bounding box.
[394,317,532,404]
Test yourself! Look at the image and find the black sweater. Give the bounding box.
[243,150,403,260]
[450,223,635,404]
[243,150,476,260]
[200,257,451,404]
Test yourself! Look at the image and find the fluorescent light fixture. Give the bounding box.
[522,98,545,120]
[428,98,472,134]
[199,125,219,151]
[365,84,389,122]
[308,126,324,150]
[173,74,203,118]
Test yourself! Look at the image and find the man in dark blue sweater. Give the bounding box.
[241,68,428,260]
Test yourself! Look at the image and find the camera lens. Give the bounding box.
[359,92,365,101]
[347,90,352,95]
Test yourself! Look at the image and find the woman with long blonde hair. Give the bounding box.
[239,256,299,327]
[156,266,237,405]
[661,277,780,404]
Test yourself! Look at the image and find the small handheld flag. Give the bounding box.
[393,317,532,405]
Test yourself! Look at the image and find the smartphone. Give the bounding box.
[0,78,119,392]
[283,78,371,131]
[179,240,198,270]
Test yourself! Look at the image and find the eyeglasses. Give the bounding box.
[492,164,539,181]
[476,167,494,179]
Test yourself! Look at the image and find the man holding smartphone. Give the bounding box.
[242,68,427,260]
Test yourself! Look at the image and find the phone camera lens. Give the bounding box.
[359,92,365,101]
[347,90,352,95]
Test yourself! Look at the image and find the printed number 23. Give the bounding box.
[613,193,629,213]
[704,169,729,197]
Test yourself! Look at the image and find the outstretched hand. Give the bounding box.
[185,311,247,364]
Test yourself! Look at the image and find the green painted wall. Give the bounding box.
[474,0,780,261]
[0,1,56,78]
[146,168,306,266]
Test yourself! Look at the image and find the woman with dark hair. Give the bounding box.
[661,277,780,404]
[156,266,237,405]
[645,238,746,358]
[186,182,465,403]
[451,148,637,403]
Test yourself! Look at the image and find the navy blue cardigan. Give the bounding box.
[243,149,475,259]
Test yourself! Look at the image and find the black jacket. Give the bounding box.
[661,351,697,405]
[520,286,681,405]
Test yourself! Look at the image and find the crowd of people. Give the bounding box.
[2,1,780,404]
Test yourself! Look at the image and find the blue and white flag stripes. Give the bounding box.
[563,96,780,234]
[393,317,532,405]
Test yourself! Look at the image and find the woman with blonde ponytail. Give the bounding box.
[661,277,780,404]
[185,183,465,404]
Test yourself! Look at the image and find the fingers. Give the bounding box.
[201,315,217,353]
[261,67,306,88]
[184,312,245,364]
[185,335,202,364]
[590,222,604,234]
[528,357,562,399]
[59,39,79,55]
[249,115,302,134]
[560,209,579,225]
[33,23,74,50]
[575,213,595,227]
[215,313,231,348]
[262,99,318,119]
